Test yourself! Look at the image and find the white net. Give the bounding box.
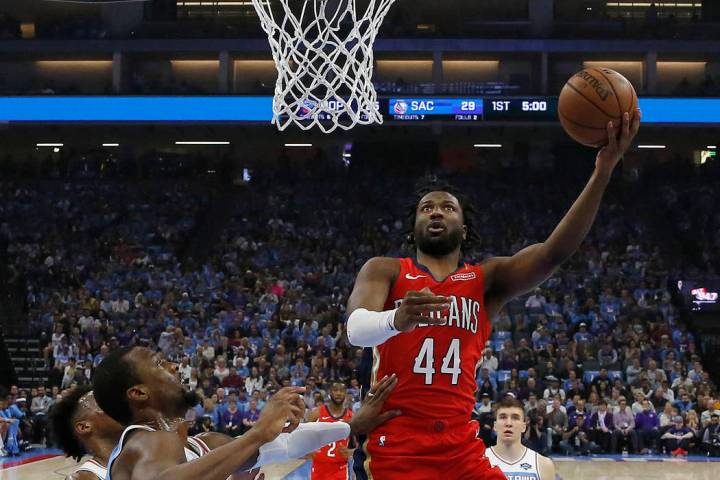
[251,0,396,133]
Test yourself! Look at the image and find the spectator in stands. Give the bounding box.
[611,397,639,453]
[480,347,498,375]
[598,342,619,369]
[701,413,720,456]
[674,391,695,413]
[221,399,243,437]
[559,413,598,455]
[589,399,614,452]
[543,376,566,402]
[546,397,568,453]
[701,397,720,428]
[661,416,693,456]
[636,399,660,454]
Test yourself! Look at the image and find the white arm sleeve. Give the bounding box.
[346,308,401,347]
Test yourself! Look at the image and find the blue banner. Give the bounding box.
[0,96,719,124]
[0,96,273,122]
[637,98,720,124]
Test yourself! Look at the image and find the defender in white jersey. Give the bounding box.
[48,386,123,480]
[48,385,257,480]
[485,396,555,480]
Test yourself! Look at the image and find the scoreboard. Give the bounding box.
[388,97,558,122]
[1,96,718,124]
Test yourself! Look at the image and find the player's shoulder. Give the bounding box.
[360,257,401,278]
[123,428,179,454]
[534,450,556,480]
[192,431,232,450]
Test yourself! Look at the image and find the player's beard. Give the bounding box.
[415,226,463,256]
[183,389,201,409]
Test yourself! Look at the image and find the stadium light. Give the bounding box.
[637,145,666,149]
[175,141,230,145]
[103,143,120,147]
[473,144,502,148]
[37,143,63,147]
[284,143,313,147]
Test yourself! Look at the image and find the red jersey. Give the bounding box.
[313,403,353,464]
[373,257,491,420]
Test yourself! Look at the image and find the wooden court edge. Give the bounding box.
[0,453,62,469]
[551,454,720,463]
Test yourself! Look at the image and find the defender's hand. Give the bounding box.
[349,374,401,435]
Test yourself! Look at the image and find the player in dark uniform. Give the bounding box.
[346,109,640,479]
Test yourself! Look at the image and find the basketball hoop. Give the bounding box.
[251,0,396,133]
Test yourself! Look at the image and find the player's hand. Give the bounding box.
[339,446,355,459]
[253,387,305,443]
[393,288,450,332]
[595,108,641,176]
[349,374,402,435]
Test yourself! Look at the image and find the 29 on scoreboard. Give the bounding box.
[387,97,558,121]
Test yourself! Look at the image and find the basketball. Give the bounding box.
[558,68,638,147]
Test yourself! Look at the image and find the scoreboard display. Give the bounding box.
[677,280,720,312]
[388,97,558,122]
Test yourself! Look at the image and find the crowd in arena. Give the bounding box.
[1,153,719,459]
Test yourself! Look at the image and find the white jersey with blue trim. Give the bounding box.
[104,425,212,480]
[75,458,107,480]
[485,446,542,480]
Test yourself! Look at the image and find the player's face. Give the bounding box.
[494,408,526,443]
[77,392,124,439]
[414,191,466,257]
[129,347,198,413]
[330,384,347,406]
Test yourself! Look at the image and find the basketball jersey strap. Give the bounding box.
[106,424,156,480]
[75,458,107,480]
[186,435,212,458]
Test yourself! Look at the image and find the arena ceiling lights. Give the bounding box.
[175,141,231,145]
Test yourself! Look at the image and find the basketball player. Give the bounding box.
[48,385,260,480]
[306,382,354,480]
[486,397,555,480]
[346,109,640,479]
[92,346,399,480]
[48,385,124,480]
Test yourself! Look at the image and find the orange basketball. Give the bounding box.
[558,68,638,147]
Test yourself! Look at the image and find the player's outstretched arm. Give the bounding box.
[123,387,304,480]
[538,455,556,480]
[483,109,641,307]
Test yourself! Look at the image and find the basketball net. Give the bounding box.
[251,0,396,133]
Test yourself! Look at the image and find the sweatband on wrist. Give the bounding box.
[346,308,400,347]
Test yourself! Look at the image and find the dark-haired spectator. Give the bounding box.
[701,414,720,456]
[611,397,639,453]
[589,400,614,452]
[241,399,261,433]
[636,399,660,454]
[560,413,598,455]
[221,400,243,437]
[546,397,568,453]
